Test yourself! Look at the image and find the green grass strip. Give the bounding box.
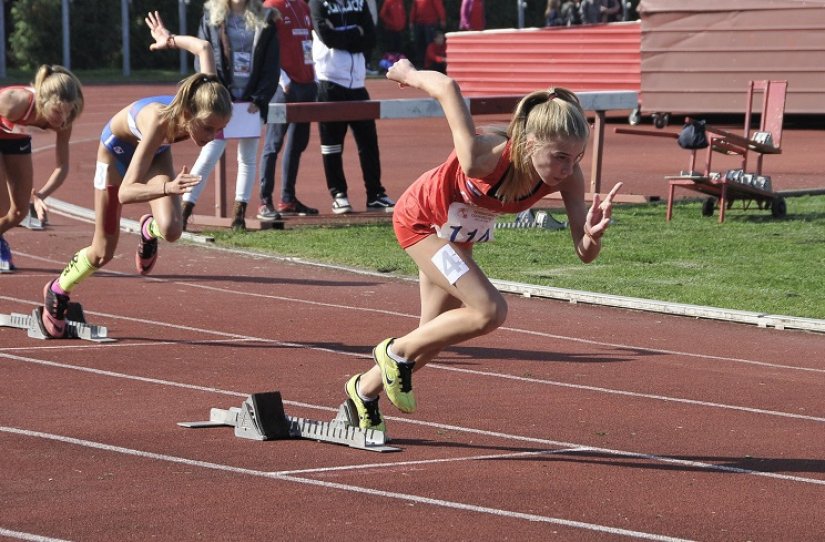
[206,195,825,320]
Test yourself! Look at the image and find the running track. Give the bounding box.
[1,81,824,541]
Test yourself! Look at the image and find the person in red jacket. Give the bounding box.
[409,0,445,69]
[257,0,320,218]
[459,0,485,31]
[379,0,407,56]
[424,30,446,73]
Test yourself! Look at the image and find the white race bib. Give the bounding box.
[301,40,313,64]
[233,51,252,77]
[434,202,496,244]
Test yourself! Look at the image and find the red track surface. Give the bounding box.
[1,81,824,541]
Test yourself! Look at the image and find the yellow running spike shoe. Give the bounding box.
[344,374,387,432]
[373,338,416,413]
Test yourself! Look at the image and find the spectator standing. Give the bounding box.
[544,0,563,26]
[181,0,280,231]
[560,0,582,25]
[309,0,395,214]
[459,0,485,31]
[409,0,446,69]
[603,0,622,22]
[424,30,446,73]
[257,0,319,218]
[579,0,602,24]
[379,0,407,57]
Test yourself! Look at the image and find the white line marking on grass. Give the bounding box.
[1,426,696,542]
[1,353,823,487]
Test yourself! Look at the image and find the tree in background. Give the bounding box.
[8,0,200,72]
[5,0,567,74]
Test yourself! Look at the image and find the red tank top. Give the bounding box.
[0,86,37,139]
[393,141,555,248]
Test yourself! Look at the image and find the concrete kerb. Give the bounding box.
[45,197,825,335]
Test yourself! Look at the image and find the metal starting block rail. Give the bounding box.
[178,391,400,453]
[0,304,114,343]
[496,209,567,230]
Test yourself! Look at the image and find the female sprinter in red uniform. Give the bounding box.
[39,12,233,338]
[342,59,623,432]
[0,65,83,271]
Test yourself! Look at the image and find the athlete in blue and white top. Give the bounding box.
[39,11,233,339]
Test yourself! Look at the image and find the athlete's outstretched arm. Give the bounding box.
[386,60,502,178]
[145,11,215,75]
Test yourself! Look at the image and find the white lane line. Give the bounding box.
[273,447,587,476]
[0,425,694,542]
[429,365,825,423]
[2,295,822,422]
[3,282,822,377]
[0,528,72,542]
[1,352,824,487]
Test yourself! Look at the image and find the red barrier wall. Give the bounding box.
[446,23,642,96]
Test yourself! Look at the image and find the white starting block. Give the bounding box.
[178,391,400,453]
[0,303,114,343]
[20,203,45,230]
[496,209,567,230]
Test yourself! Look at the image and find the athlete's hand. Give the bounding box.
[146,11,173,51]
[584,182,622,240]
[32,193,49,223]
[386,58,415,88]
[164,166,201,195]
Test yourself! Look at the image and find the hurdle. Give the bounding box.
[193,90,639,230]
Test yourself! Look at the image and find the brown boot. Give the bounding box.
[181,201,194,231]
[231,201,247,232]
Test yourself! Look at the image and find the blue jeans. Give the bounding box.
[259,80,318,206]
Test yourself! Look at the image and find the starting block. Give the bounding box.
[20,203,45,230]
[496,209,567,230]
[0,303,114,342]
[178,391,400,452]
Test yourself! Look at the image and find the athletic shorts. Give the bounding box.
[0,136,32,155]
[100,122,170,176]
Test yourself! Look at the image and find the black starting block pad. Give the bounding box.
[20,203,45,230]
[178,391,400,452]
[0,304,114,343]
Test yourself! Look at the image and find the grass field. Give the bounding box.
[205,195,825,320]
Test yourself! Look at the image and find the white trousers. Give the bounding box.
[183,137,259,204]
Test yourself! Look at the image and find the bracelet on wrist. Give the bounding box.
[166,34,176,48]
[163,181,167,196]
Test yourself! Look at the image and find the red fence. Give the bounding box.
[445,23,642,96]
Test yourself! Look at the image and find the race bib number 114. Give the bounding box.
[434,202,496,244]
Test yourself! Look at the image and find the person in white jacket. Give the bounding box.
[308,0,394,214]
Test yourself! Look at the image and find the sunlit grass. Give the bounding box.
[207,195,825,319]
